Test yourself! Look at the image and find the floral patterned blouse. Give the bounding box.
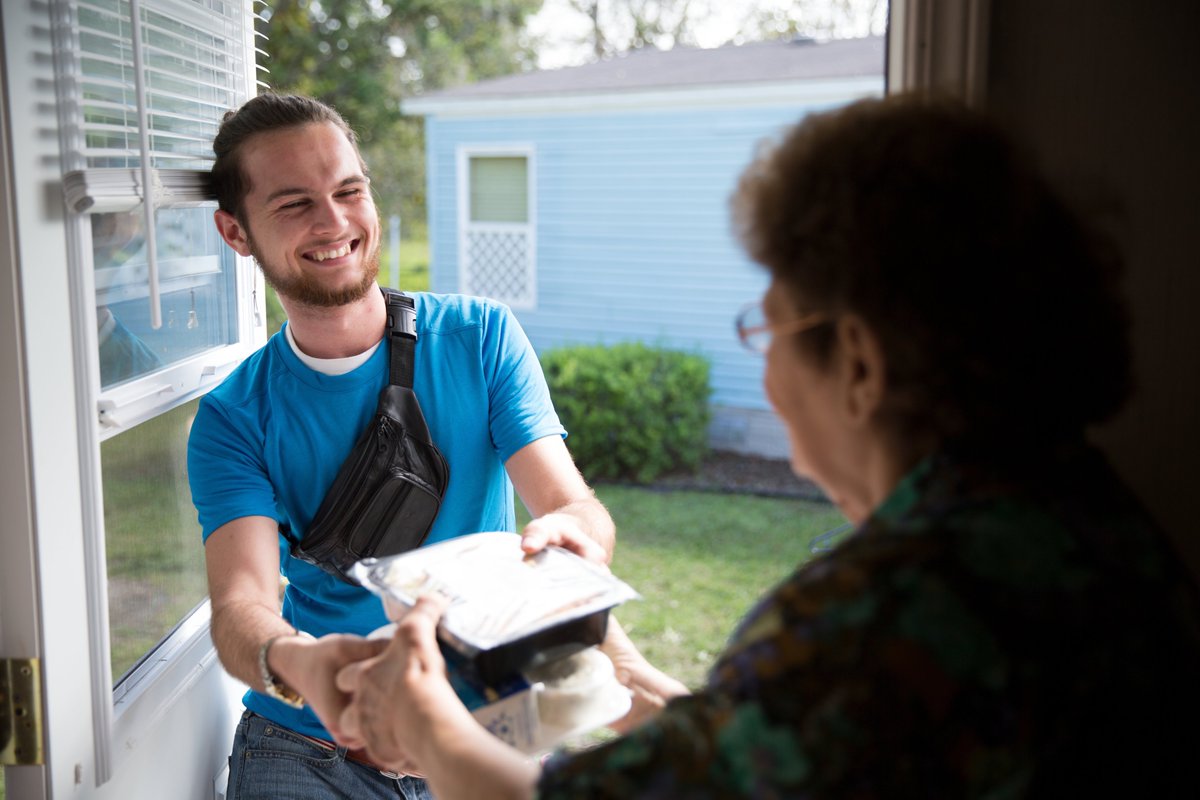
[538,441,1200,798]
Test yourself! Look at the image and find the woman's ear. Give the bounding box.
[834,314,887,427]
[214,209,252,257]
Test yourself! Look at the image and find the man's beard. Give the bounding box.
[247,230,381,308]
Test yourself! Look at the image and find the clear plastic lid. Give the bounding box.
[351,531,639,653]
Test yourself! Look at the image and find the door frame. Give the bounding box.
[0,4,46,795]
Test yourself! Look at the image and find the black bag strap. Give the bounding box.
[278,288,423,552]
[383,287,417,388]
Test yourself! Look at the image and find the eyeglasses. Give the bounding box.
[735,300,829,354]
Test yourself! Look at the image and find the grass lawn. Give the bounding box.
[520,484,847,689]
[381,238,430,293]
[101,400,208,680]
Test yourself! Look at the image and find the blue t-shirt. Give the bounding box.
[187,292,565,737]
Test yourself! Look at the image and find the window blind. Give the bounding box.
[58,0,258,328]
[62,0,257,209]
[74,0,251,170]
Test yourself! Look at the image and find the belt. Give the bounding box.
[294,731,422,780]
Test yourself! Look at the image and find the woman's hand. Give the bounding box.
[334,593,466,769]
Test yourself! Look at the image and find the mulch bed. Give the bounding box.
[601,450,830,502]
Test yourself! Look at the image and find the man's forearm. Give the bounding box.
[601,615,689,733]
[214,597,382,740]
[520,494,616,566]
[210,598,301,690]
[507,437,617,561]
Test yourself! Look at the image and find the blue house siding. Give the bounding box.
[425,101,860,420]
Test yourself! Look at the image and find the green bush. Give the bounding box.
[542,342,711,483]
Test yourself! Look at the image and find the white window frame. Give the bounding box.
[48,0,262,784]
[456,144,538,310]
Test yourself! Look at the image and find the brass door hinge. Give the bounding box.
[1,657,44,765]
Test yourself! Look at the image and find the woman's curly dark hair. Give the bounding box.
[731,94,1131,444]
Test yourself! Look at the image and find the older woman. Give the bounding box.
[334,96,1200,797]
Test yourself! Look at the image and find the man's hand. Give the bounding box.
[520,512,610,565]
[505,436,616,562]
[269,633,385,745]
[600,616,690,733]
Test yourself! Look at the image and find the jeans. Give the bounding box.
[225,710,434,800]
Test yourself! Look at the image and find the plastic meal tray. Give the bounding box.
[352,531,639,685]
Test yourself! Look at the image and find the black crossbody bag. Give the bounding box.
[282,289,450,584]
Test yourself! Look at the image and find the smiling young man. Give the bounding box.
[187,93,615,800]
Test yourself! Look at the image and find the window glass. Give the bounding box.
[93,207,238,389]
[102,398,206,682]
[469,156,529,222]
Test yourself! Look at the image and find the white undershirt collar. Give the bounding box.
[285,322,382,376]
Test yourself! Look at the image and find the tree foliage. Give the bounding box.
[541,0,886,66]
[741,0,887,41]
[257,0,541,234]
[559,0,717,59]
